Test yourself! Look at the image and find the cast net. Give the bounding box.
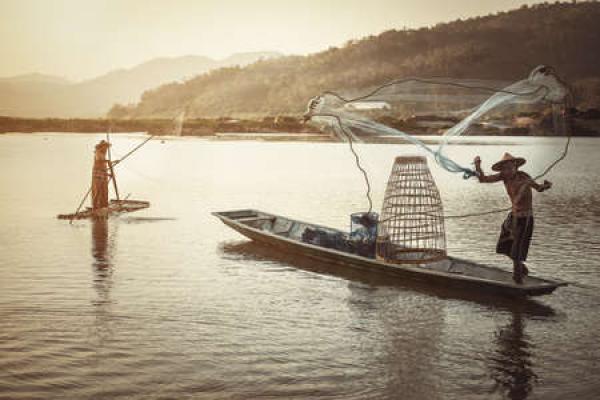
[305,65,571,180]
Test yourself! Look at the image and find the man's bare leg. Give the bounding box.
[512,260,523,284]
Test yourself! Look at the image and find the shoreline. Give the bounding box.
[2,131,593,147]
[1,115,599,140]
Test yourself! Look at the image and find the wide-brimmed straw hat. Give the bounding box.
[491,152,526,171]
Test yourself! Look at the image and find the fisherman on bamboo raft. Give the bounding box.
[474,153,552,284]
[91,140,112,215]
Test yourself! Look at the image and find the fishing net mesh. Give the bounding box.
[306,65,570,178]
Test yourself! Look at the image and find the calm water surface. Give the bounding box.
[1,134,599,399]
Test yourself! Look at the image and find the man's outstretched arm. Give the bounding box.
[529,177,553,192]
[474,156,502,183]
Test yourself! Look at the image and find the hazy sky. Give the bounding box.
[1,0,543,81]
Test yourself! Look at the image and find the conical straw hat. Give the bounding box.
[491,152,526,171]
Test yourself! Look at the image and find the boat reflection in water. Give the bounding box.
[219,239,556,400]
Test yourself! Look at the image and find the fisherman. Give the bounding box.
[474,153,552,283]
[91,140,112,213]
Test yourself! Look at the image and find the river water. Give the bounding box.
[1,133,599,399]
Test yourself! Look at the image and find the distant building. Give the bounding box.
[345,101,391,111]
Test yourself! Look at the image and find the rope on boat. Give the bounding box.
[332,116,373,214]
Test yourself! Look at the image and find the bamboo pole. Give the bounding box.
[106,129,120,201]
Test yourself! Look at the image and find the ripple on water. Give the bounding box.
[1,135,599,399]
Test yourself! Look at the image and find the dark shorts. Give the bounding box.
[496,213,534,262]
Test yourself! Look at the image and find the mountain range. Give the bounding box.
[113,1,600,119]
[3,2,600,120]
[0,52,281,118]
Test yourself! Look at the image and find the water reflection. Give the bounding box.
[90,219,116,343]
[219,240,400,287]
[488,307,552,400]
[218,240,558,315]
[220,240,559,399]
[220,240,447,398]
[92,218,112,271]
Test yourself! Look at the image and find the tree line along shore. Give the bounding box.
[0,116,318,136]
[1,108,600,138]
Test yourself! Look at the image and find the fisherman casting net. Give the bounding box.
[305,65,571,181]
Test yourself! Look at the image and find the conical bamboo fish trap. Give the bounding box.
[376,156,447,263]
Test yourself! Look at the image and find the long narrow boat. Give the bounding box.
[213,209,567,297]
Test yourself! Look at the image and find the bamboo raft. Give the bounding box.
[58,136,151,221]
[57,199,150,220]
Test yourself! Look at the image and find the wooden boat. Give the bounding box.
[57,199,150,220]
[213,209,567,297]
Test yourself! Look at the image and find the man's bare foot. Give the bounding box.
[513,273,523,284]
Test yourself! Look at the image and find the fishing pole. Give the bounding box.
[69,186,92,224]
[111,134,155,167]
[67,110,187,222]
[106,128,120,201]
[68,130,149,222]
[111,108,187,167]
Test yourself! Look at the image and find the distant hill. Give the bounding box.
[114,1,600,119]
[0,52,281,118]
[0,73,71,85]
